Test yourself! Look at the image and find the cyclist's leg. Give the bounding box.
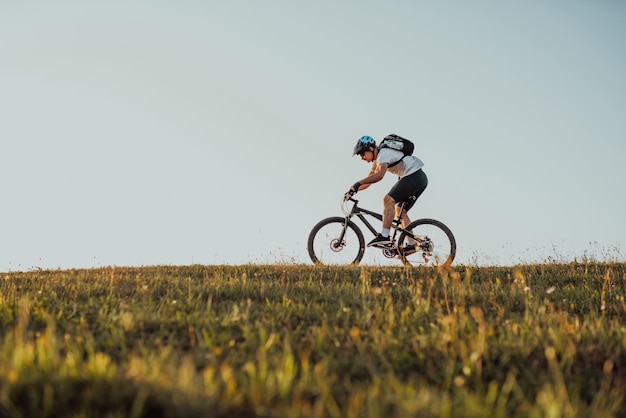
[388,169,428,215]
[382,194,396,230]
[389,170,428,246]
[367,194,396,247]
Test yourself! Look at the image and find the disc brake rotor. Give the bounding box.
[330,239,344,252]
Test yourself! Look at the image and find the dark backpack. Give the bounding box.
[378,134,414,167]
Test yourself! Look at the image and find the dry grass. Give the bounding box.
[0,262,624,417]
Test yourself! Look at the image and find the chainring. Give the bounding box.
[382,247,398,258]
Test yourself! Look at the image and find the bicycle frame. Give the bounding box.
[308,196,456,266]
[340,198,415,247]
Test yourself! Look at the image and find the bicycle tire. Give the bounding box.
[397,218,456,267]
[307,217,365,265]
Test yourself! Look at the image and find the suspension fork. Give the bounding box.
[331,214,357,249]
[336,216,351,244]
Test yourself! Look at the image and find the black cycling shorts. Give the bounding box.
[387,169,428,211]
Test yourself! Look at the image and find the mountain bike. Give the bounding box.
[307,196,456,267]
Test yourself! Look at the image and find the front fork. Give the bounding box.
[332,216,352,249]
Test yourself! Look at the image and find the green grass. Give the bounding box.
[0,262,625,417]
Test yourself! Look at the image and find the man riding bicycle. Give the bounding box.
[345,135,428,254]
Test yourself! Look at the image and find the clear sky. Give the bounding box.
[1,1,625,271]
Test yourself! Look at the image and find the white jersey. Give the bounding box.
[375,147,424,178]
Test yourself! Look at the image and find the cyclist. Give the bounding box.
[345,135,428,253]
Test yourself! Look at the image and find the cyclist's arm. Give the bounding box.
[356,163,388,190]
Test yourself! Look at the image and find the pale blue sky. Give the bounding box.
[1,1,625,271]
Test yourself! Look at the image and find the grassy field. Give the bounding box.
[0,262,625,417]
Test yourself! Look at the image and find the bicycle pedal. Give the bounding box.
[371,243,393,249]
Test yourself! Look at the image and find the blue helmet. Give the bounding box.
[353,135,376,156]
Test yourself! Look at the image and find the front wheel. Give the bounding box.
[397,219,456,267]
[307,217,365,265]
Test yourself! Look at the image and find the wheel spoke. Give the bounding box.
[398,219,456,267]
[308,218,364,265]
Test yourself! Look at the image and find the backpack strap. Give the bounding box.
[378,144,405,168]
[387,155,405,168]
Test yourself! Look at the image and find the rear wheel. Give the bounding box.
[307,217,365,265]
[397,219,456,267]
